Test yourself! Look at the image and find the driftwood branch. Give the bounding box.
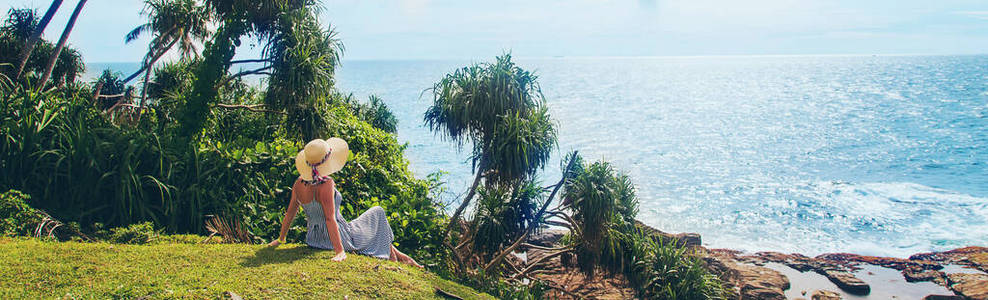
[520,243,570,252]
[214,103,285,114]
[510,248,574,280]
[482,151,579,272]
[95,92,127,99]
[230,59,271,65]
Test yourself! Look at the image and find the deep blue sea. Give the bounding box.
[87,55,988,257]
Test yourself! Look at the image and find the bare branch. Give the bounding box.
[520,243,571,252]
[214,103,285,114]
[482,151,579,272]
[230,59,271,64]
[215,65,274,88]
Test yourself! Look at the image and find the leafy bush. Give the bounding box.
[103,222,158,245]
[344,94,398,133]
[0,190,42,237]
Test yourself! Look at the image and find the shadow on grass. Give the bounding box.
[240,245,320,267]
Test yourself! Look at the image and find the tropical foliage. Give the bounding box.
[0,5,444,264]
[125,0,213,118]
[0,8,84,88]
[0,190,42,237]
[0,3,730,298]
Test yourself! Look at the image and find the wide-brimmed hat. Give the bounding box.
[295,138,349,181]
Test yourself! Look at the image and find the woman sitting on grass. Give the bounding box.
[267,138,422,268]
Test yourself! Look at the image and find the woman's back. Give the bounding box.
[301,189,355,251]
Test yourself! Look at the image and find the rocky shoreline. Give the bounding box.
[522,223,988,299]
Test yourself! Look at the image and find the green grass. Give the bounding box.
[0,237,492,299]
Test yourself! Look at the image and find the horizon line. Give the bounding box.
[85,52,988,64]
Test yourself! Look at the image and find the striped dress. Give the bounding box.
[301,189,394,259]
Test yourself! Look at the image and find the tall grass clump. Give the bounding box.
[627,234,727,300]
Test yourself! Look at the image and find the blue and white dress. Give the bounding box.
[301,189,394,259]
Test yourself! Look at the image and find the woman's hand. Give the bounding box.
[267,239,282,247]
[332,251,347,262]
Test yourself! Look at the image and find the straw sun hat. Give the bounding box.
[295,138,349,181]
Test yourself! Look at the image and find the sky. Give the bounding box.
[2,0,988,62]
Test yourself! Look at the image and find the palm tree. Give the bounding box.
[126,0,212,121]
[36,0,86,91]
[424,53,557,243]
[14,0,63,79]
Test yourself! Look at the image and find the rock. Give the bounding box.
[635,220,701,248]
[911,246,988,262]
[946,273,988,300]
[817,252,940,271]
[821,270,870,295]
[699,252,789,300]
[526,229,567,247]
[736,263,790,300]
[811,289,842,300]
[740,282,787,300]
[923,295,964,300]
[903,267,946,285]
[755,252,829,272]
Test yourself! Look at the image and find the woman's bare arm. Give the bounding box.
[318,178,347,261]
[270,180,302,246]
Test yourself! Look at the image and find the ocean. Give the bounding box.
[86,55,988,257]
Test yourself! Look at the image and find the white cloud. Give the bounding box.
[955,11,988,20]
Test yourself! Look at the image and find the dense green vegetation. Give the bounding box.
[0,1,728,298]
[0,237,491,299]
[0,3,443,263]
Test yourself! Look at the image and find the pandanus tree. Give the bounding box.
[125,0,213,120]
[425,54,561,270]
[262,7,343,141]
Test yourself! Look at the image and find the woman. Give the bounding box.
[267,138,422,268]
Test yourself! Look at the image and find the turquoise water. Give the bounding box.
[87,55,988,257]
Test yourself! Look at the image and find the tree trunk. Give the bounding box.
[135,37,179,123]
[135,63,153,122]
[123,26,179,84]
[443,158,486,241]
[15,0,64,79]
[36,0,86,92]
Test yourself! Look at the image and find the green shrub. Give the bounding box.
[0,190,41,237]
[343,94,398,133]
[628,235,726,300]
[104,222,158,245]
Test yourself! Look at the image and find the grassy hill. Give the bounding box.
[0,237,491,299]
